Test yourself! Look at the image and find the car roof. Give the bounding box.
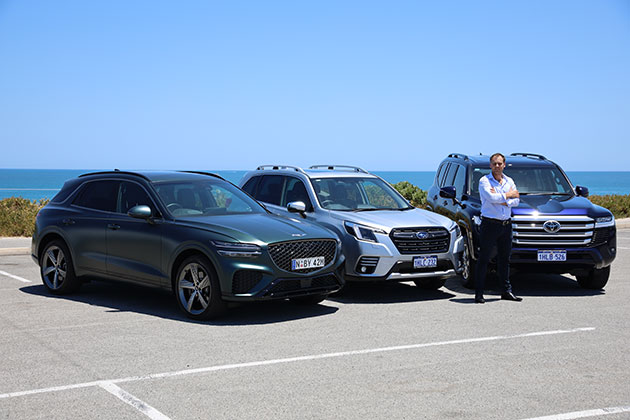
[78,170,225,183]
[248,165,379,179]
[447,154,557,168]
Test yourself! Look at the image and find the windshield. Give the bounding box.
[154,179,266,217]
[470,166,574,197]
[310,177,411,211]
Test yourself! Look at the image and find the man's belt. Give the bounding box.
[482,216,511,226]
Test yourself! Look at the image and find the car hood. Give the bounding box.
[330,208,455,232]
[513,195,609,217]
[175,213,336,245]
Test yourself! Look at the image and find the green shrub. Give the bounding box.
[589,194,630,219]
[0,197,49,237]
[393,181,427,208]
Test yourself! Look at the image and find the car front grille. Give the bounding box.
[267,239,337,273]
[262,274,341,298]
[389,227,450,254]
[232,270,263,294]
[512,215,595,247]
[591,227,614,246]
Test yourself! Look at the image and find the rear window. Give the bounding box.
[72,180,119,212]
[51,179,82,203]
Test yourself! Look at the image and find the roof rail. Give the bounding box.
[256,165,305,173]
[78,170,151,181]
[308,165,368,174]
[447,153,469,160]
[510,152,547,160]
[179,171,225,181]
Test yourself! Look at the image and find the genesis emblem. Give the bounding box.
[543,220,561,233]
[291,233,307,237]
[416,231,429,240]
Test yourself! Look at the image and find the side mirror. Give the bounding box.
[287,201,307,218]
[128,205,152,220]
[439,186,456,199]
[575,186,589,198]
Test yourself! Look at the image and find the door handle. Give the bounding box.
[62,218,75,225]
[107,224,121,230]
[433,195,437,200]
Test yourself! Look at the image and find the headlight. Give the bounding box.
[211,241,262,257]
[595,215,615,228]
[449,223,461,237]
[344,221,385,243]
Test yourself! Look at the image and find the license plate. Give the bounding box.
[291,256,325,270]
[413,256,438,269]
[537,250,567,262]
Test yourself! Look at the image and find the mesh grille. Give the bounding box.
[267,239,337,273]
[591,227,613,245]
[390,227,450,254]
[232,270,263,294]
[263,274,340,297]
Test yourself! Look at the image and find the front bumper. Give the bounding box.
[509,239,616,272]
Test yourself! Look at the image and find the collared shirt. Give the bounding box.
[479,173,520,220]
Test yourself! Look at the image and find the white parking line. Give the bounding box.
[521,405,630,419]
[0,327,594,400]
[617,247,630,250]
[99,382,171,420]
[0,270,31,283]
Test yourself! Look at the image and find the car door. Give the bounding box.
[106,180,164,287]
[67,180,119,276]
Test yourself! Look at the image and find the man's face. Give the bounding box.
[490,156,505,176]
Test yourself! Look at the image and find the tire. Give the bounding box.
[461,235,477,289]
[174,255,227,320]
[413,278,446,290]
[290,293,328,305]
[577,266,610,290]
[39,240,81,294]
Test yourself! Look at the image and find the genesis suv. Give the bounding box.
[427,153,616,289]
[32,170,344,319]
[240,165,464,290]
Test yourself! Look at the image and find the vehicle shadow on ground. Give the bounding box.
[328,281,456,304]
[19,281,339,326]
[446,272,605,304]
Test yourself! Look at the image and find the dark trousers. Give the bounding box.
[475,219,513,298]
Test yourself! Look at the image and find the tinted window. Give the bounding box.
[117,181,157,215]
[73,180,119,212]
[282,177,312,208]
[256,175,284,205]
[443,164,458,187]
[51,179,82,203]
[242,177,260,196]
[435,163,446,185]
[438,163,451,187]
[452,165,466,197]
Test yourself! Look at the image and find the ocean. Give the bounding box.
[1,169,629,201]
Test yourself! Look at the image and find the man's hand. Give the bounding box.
[505,187,519,199]
[490,187,496,193]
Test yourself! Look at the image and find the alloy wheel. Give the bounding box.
[42,245,67,290]
[177,262,212,315]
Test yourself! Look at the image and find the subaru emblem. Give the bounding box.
[543,220,561,233]
[416,231,429,240]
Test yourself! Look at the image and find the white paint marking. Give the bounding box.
[0,270,31,283]
[99,382,171,420]
[617,247,630,250]
[0,327,595,400]
[521,405,630,419]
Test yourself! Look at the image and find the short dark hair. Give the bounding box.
[490,153,505,163]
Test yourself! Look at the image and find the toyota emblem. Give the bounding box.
[543,220,561,233]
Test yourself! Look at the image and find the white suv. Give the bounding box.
[240,165,464,289]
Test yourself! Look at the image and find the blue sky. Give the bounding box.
[1,1,629,171]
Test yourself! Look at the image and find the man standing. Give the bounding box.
[475,153,522,303]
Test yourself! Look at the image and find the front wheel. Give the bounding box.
[175,256,226,320]
[576,266,610,290]
[40,240,81,294]
[461,236,477,289]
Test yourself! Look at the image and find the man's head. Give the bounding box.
[489,153,506,178]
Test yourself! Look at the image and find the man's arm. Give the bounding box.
[479,177,507,204]
[505,179,520,207]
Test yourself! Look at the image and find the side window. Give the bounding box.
[443,164,459,187]
[256,175,284,205]
[435,163,446,185]
[438,163,451,187]
[72,180,119,212]
[282,177,312,209]
[452,165,466,197]
[117,181,157,215]
[242,177,260,197]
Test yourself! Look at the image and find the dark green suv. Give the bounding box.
[32,170,344,319]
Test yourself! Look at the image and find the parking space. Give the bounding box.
[1,231,629,419]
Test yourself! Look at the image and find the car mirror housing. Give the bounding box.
[287,201,307,217]
[128,205,152,220]
[439,186,456,199]
[575,185,589,197]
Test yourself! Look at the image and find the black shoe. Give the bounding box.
[501,292,523,302]
[475,296,485,304]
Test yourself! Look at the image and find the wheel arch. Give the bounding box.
[169,248,219,292]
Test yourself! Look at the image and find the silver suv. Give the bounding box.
[240,165,464,289]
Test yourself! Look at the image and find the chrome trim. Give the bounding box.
[514,239,591,245]
[512,223,594,230]
[387,269,456,280]
[512,215,592,222]
[513,231,593,238]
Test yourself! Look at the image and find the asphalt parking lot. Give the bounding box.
[1,232,629,420]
